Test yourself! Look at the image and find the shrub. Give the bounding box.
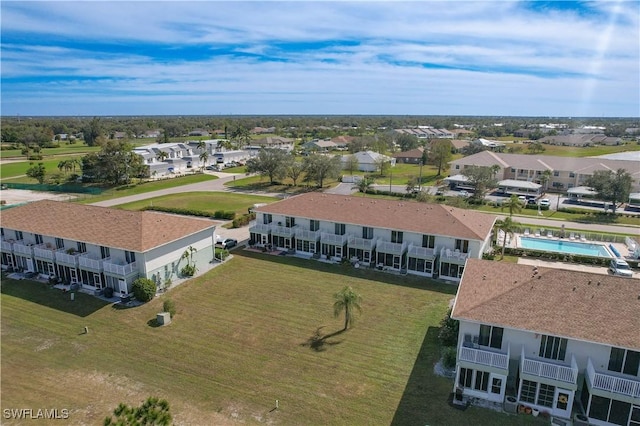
[438,308,460,347]
[213,210,236,220]
[180,264,196,277]
[442,346,457,369]
[132,278,156,302]
[103,287,114,298]
[163,299,176,318]
[232,212,255,228]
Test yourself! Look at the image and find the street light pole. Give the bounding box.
[389,166,392,193]
[419,160,423,191]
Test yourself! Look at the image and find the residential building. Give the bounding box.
[449,151,640,192]
[344,151,396,172]
[1,201,217,296]
[249,193,496,282]
[393,147,425,164]
[452,259,640,424]
[394,127,454,139]
[302,139,339,153]
[134,143,197,176]
[539,134,622,147]
[249,136,294,152]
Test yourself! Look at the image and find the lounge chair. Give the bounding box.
[524,229,530,236]
[569,232,576,240]
[547,231,554,238]
[580,234,587,242]
[534,230,541,237]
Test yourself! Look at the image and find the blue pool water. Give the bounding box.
[519,237,612,257]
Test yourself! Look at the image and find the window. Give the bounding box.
[455,165,460,170]
[362,226,373,240]
[474,371,489,392]
[55,238,64,249]
[458,368,472,388]
[510,168,516,173]
[100,246,110,259]
[569,172,575,178]
[0,228,4,237]
[455,239,469,253]
[285,216,295,228]
[125,251,136,264]
[335,223,346,235]
[520,380,537,403]
[35,234,43,245]
[491,378,502,394]
[589,397,632,425]
[16,230,23,240]
[422,234,435,249]
[263,214,272,224]
[391,231,403,244]
[478,325,503,349]
[76,242,86,253]
[608,347,640,376]
[557,391,569,411]
[310,220,319,232]
[537,384,555,408]
[553,171,560,177]
[539,335,567,361]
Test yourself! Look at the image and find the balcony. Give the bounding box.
[33,244,56,261]
[55,250,81,267]
[78,254,104,271]
[459,342,510,372]
[248,222,272,234]
[103,260,138,276]
[321,232,348,245]
[376,240,406,255]
[587,358,640,399]
[295,228,321,241]
[520,347,578,385]
[348,236,377,250]
[440,247,469,263]
[407,244,437,259]
[1,239,14,253]
[13,241,34,257]
[271,225,297,238]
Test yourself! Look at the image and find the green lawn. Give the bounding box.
[0,253,544,425]
[116,191,279,215]
[0,156,85,181]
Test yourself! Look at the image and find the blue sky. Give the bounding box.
[1,1,639,117]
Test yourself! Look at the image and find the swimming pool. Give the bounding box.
[519,237,613,258]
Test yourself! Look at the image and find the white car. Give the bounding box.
[538,198,550,207]
[609,259,633,278]
[518,195,527,204]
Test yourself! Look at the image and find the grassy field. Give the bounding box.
[116,192,279,215]
[0,156,86,181]
[1,252,545,426]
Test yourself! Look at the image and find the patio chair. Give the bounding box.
[580,234,587,242]
[547,231,554,238]
[523,229,530,236]
[534,230,541,237]
[569,232,576,240]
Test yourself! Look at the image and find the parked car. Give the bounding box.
[518,195,527,204]
[205,165,218,171]
[458,190,470,198]
[538,198,550,207]
[217,238,238,250]
[609,259,633,278]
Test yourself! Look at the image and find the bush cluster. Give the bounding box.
[163,299,176,318]
[213,210,236,220]
[232,212,256,228]
[132,278,156,302]
[438,308,460,347]
[502,247,611,266]
[180,264,196,277]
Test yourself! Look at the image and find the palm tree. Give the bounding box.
[182,245,197,267]
[540,169,552,192]
[333,286,363,331]
[353,176,374,195]
[501,194,523,217]
[156,151,169,162]
[199,151,209,171]
[197,140,206,152]
[495,216,517,260]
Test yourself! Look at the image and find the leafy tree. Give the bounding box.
[461,165,498,202]
[230,125,251,148]
[429,139,452,176]
[333,286,362,331]
[81,140,148,185]
[104,396,172,426]
[353,176,374,194]
[406,176,419,194]
[374,157,391,177]
[437,308,459,346]
[83,117,103,146]
[495,216,517,260]
[132,278,156,303]
[343,155,359,175]
[26,162,46,184]
[501,194,523,217]
[286,160,305,186]
[245,148,289,184]
[527,142,545,154]
[585,169,633,214]
[397,133,419,152]
[303,154,341,188]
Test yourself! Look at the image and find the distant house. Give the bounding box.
[302,140,338,153]
[113,131,127,140]
[472,138,505,151]
[188,129,210,137]
[53,133,69,141]
[393,147,425,164]
[331,136,355,148]
[249,136,294,152]
[142,129,162,139]
[539,134,621,147]
[450,139,471,153]
[395,127,454,139]
[345,151,396,172]
[134,143,197,176]
[251,127,276,134]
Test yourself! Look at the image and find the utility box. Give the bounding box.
[157,312,171,326]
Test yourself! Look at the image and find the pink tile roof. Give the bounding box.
[1,200,216,252]
[453,259,640,350]
[256,193,496,240]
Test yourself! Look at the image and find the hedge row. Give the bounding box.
[232,212,256,228]
[502,247,612,266]
[140,206,235,220]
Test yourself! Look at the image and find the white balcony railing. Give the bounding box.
[376,240,406,255]
[295,228,321,241]
[348,236,377,250]
[321,232,348,245]
[271,225,297,237]
[103,261,137,276]
[13,242,34,256]
[33,245,55,260]
[248,222,272,234]
[79,254,104,271]
[459,343,510,371]
[1,240,14,253]
[587,358,640,398]
[440,247,469,263]
[407,244,437,259]
[55,251,80,266]
[521,347,578,384]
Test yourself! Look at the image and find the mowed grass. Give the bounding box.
[0,253,544,425]
[0,156,85,181]
[116,191,279,215]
